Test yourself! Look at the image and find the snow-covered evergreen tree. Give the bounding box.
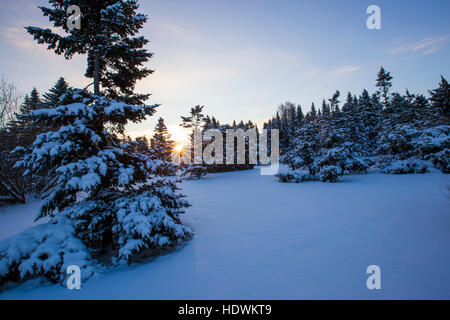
[149,117,177,176]
[281,121,320,173]
[16,89,191,263]
[0,0,193,287]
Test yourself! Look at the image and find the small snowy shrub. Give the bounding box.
[0,218,95,286]
[417,125,450,173]
[318,165,342,182]
[378,124,449,174]
[377,124,420,158]
[429,149,450,173]
[181,163,208,180]
[276,170,318,183]
[417,125,450,156]
[342,157,369,174]
[317,144,368,176]
[382,159,430,174]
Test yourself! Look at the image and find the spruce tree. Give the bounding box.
[2,0,192,276]
[17,89,191,263]
[43,77,69,107]
[26,0,152,105]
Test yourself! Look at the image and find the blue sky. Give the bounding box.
[0,0,449,141]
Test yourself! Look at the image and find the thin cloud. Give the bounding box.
[274,50,298,63]
[156,22,184,35]
[331,65,361,77]
[304,65,361,80]
[305,68,322,79]
[389,35,449,56]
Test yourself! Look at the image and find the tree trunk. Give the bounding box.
[94,53,100,95]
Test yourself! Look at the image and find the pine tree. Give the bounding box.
[376,66,393,107]
[43,77,69,107]
[328,90,340,113]
[26,0,152,105]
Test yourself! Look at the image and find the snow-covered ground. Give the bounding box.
[0,169,449,299]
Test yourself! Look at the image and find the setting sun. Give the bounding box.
[174,144,184,153]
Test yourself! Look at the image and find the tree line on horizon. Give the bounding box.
[264,67,449,182]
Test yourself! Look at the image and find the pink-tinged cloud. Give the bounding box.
[388,35,449,56]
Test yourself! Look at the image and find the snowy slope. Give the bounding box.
[0,169,449,299]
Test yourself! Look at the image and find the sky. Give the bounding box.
[0,0,449,142]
